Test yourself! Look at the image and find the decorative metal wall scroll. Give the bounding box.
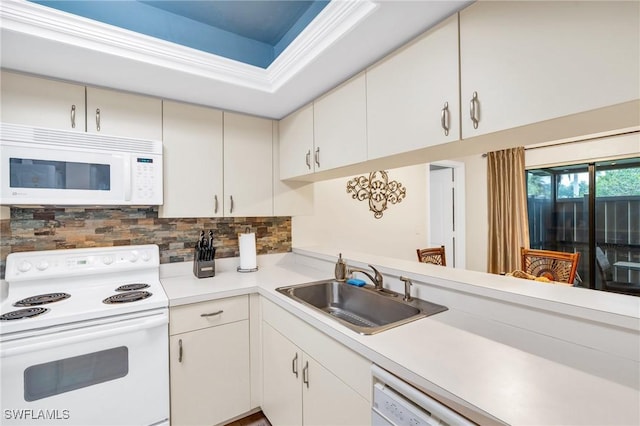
[346,171,406,219]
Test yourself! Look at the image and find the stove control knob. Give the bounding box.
[18,261,32,273]
[140,251,151,262]
[129,252,139,263]
[36,261,49,271]
[102,256,114,265]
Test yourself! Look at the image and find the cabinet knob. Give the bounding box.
[96,108,101,132]
[292,353,299,378]
[302,361,309,388]
[469,92,479,129]
[441,102,450,136]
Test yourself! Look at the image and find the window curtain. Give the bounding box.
[487,147,530,274]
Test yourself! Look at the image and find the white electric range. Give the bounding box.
[0,244,169,426]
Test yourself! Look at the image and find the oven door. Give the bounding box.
[0,310,169,426]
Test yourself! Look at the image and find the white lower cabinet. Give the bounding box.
[169,296,250,426]
[261,299,370,426]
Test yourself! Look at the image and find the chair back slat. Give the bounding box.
[417,246,446,266]
[520,247,580,284]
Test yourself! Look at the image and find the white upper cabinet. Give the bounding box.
[0,70,85,131]
[86,86,162,140]
[367,14,459,160]
[223,112,273,217]
[279,103,314,180]
[160,100,223,218]
[313,72,367,170]
[279,72,367,181]
[459,1,640,138]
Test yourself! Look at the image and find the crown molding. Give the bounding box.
[267,0,377,90]
[0,0,376,93]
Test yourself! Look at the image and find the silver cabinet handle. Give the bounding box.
[305,150,311,169]
[441,102,450,136]
[292,353,299,378]
[96,108,101,132]
[302,361,309,388]
[469,92,479,129]
[200,310,223,317]
[70,105,76,129]
[214,195,218,214]
[229,195,234,214]
[178,339,183,363]
[314,147,320,168]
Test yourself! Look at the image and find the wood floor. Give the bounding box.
[224,411,272,426]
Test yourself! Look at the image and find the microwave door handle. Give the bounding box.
[124,155,132,202]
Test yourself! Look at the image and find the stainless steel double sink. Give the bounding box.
[276,279,447,335]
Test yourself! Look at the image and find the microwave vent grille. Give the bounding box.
[0,123,162,154]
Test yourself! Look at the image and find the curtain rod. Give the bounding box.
[481,129,639,157]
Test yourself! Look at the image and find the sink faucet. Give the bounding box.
[348,264,384,291]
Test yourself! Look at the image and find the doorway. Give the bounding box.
[428,161,465,268]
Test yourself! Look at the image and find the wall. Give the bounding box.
[0,207,291,278]
[292,164,428,261]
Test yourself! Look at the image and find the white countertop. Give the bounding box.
[160,251,640,426]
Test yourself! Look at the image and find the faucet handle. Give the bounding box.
[399,276,413,301]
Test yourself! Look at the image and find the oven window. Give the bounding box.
[24,347,128,401]
[9,158,111,190]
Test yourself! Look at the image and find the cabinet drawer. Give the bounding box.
[170,296,248,335]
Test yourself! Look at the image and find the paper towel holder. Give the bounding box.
[237,227,259,273]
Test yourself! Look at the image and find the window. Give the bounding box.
[526,158,640,295]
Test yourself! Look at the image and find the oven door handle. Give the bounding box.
[0,314,167,358]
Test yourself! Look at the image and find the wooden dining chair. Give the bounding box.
[520,247,580,284]
[416,246,446,266]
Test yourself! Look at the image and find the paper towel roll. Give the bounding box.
[239,232,257,270]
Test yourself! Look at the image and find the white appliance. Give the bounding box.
[0,122,163,206]
[0,245,169,426]
[372,365,475,426]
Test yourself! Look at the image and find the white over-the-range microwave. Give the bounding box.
[0,122,163,206]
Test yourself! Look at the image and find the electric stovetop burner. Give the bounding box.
[13,292,71,307]
[0,307,50,321]
[115,283,150,292]
[103,291,153,304]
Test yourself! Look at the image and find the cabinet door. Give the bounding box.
[223,112,273,216]
[278,104,314,180]
[86,87,162,139]
[169,321,250,426]
[302,353,370,426]
[367,14,459,160]
[0,70,85,131]
[262,323,303,426]
[460,1,640,138]
[160,100,223,218]
[313,72,368,171]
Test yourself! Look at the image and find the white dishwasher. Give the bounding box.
[372,365,475,426]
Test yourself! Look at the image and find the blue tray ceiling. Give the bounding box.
[30,0,330,68]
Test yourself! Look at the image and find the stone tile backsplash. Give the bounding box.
[0,207,291,279]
